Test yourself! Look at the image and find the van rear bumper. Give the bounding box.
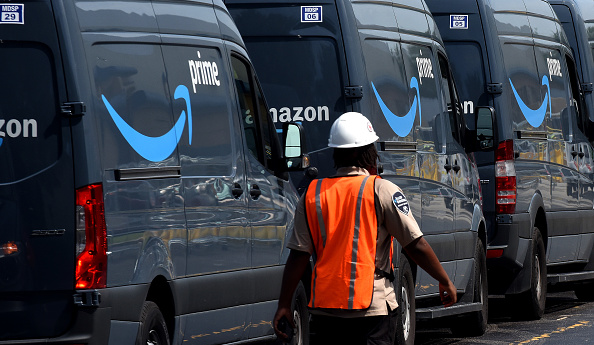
[486,212,533,295]
[0,284,149,345]
[0,307,111,345]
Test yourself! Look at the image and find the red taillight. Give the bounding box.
[487,248,504,259]
[495,140,516,214]
[75,184,107,289]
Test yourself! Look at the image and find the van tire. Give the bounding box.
[511,227,547,320]
[136,301,170,345]
[396,256,415,345]
[450,240,488,336]
[290,281,310,345]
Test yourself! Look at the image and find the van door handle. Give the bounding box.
[444,163,452,172]
[250,184,262,200]
[453,164,460,173]
[579,152,585,158]
[232,183,243,199]
[571,150,579,158]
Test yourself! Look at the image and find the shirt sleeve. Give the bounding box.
[287,193,314,254]
[375,178,423,248]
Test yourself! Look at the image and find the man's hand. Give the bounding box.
[273,307,295,341]
[439,279,457,307]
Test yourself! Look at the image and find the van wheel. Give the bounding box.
[574,281,594,301]
[451,240,488,336]
[510,228,547,320]
[396,256,415,345]
[136,301,170,345]
[290,281,310,345]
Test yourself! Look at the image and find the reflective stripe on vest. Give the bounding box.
[305,175,378,310]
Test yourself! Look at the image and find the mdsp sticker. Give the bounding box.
[393,191,410,216]
[1,4,24,24]
[450,15,468,29]
[301,6,322,23]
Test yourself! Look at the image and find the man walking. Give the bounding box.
[274,112,457,344]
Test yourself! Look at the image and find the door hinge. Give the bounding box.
[61,101,86,118]
[344,86,363,99]
[486,83,503,94]
[582,82,593,93]
[73,290,101,307]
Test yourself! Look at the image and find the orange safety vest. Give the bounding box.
[305,175,383,310]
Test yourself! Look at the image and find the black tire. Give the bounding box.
[136,301,170,345]
[290,281,310,345]
[510,227,547,320]
[574,281,594,301]
[451,240,488,337]
[395,256,416,345]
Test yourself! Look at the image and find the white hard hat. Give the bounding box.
[328,112,379,148]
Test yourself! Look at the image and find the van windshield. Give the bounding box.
[244,37,345,155]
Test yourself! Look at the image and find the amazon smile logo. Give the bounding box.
[372,77,421,137]
[510,75,551,128]
[102,85,192,162]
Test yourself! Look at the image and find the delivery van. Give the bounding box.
[0,0,309,344]
[425,0,594,320]
[224,0,489,342]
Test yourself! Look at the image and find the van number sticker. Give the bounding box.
[301,6,322,23]
[450,15,468,29]
[1,4,24,24]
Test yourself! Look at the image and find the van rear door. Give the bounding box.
[0,0,75,340]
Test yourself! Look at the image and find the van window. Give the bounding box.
[231,55,276,171]
[91,43,178,168]
[534,47,570,140]
[362,39,413,142]
[0,43,59,183]
[565,55,587,133]
[437,53,463,144]
[501,43,542,131]
[162,45,234,177]
[244,38,342,153]
[401,43,445,152]
[443,42,485,117]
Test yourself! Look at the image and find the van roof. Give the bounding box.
[224,0,443,44]
[75,0,244,46]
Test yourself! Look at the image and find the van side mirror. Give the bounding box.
[475,106,495,150]
[283,122,310,171]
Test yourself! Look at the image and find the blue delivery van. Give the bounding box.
[225,0,489,342]
[425,0,594,320]
[0,0,310,344]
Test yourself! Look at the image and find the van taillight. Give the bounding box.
[75,184,107,289]
[495,140,516,214]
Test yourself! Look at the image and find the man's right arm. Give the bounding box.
[404,236,457,307]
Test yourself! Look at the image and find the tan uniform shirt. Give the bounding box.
[287,166,423,317]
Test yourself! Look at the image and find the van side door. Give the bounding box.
[160,39,251,344]
[437,52,478,290]
[401,42,457,296]
[228,48,295,340]
[534,45,581,263]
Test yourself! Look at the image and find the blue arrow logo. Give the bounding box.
[510,75,551,128]
[372,77,421,137]
[102,84,192,162]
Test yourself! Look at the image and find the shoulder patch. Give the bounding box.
[393,191,410,216]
